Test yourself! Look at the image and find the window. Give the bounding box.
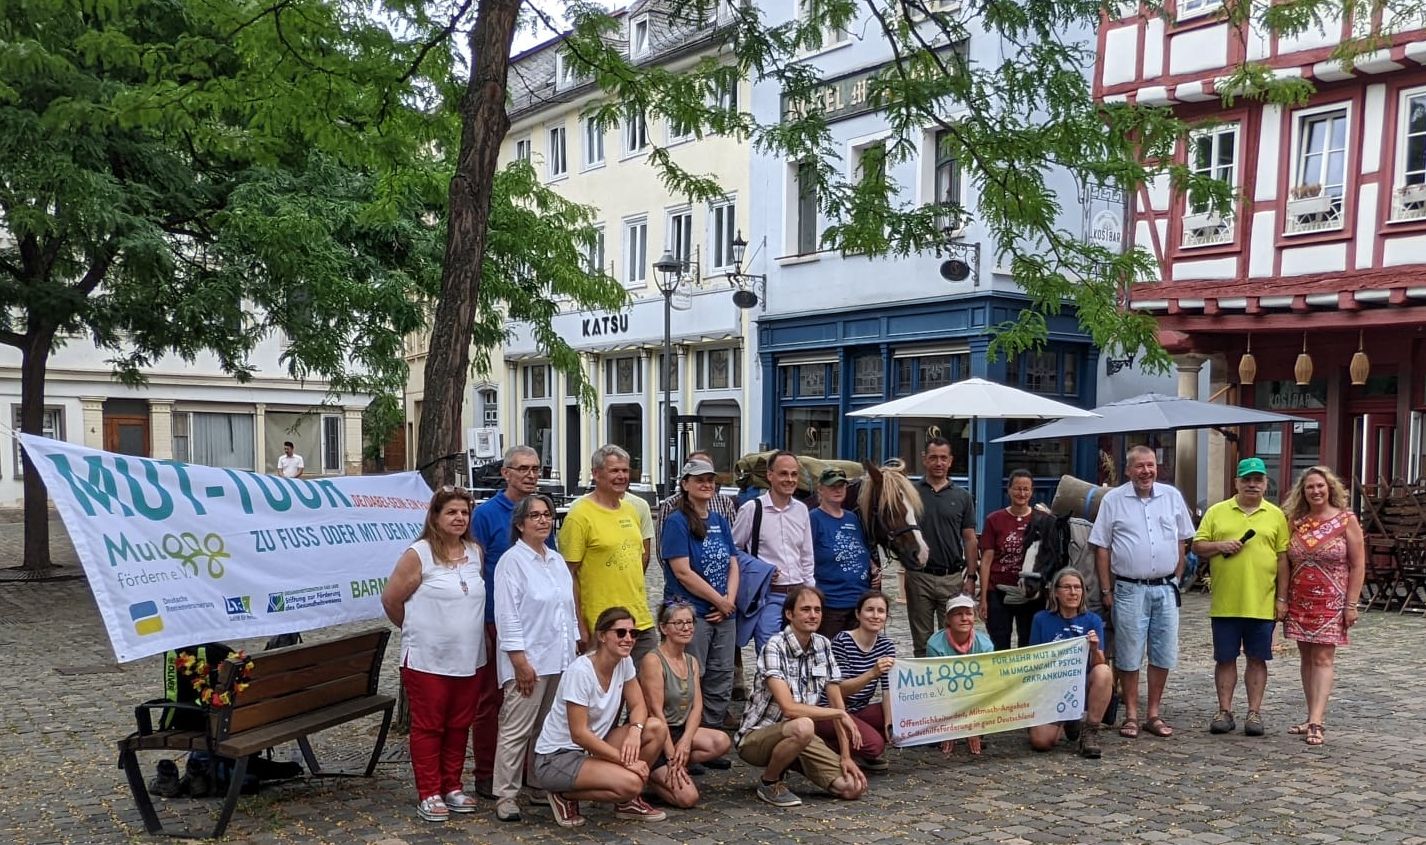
[852,354,883,396]
[1287,106,1348,234]
[11,405,64,478]
[933,129,962,233]
[714,75,738,113]
[479,389,498,427]
[658,352,679,391]
[904,0,961,22]
[605,356,642,395]
[190,412,255,470]
[586,226,606,275]
[1177,0,1223,20]
[668,209,694,268]
[630,15,650,58]
[794,161,819,255]
[172,411,190,463]
[779,361,840,399]
[624,217,648,286]
[514,137,532,162]
[710,201,736,269]
[548,126,567,179]
[893,351,970,396]
[1008,349,1081,397]
[797,0,849,52]
[583,118,604,168]
[522,364,550,400]
[321,415,342,473]
[1393,90,1426,221]
[668,116,694,144]
[696,348,740,390]
[623,111,649,155]
[555,52,581,89]
[1183,123,1237,246]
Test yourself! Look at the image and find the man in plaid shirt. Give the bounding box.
[734,585,868,807]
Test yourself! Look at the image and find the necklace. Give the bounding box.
[1007,505,1031,522]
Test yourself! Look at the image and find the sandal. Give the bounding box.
[1119,718,1140,738]
[1287,722,1312,735]
[1305,723,1325,746]
[1143,716,1175,737]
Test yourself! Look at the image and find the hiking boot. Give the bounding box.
[755,780,802,807]
[495,798,521,822]
[1244,710,1265,737]
[1077,720,1102,759]
[150,760,183,798]
[858,754,890,772]
[183,756,212,799]
[1210,709,1236,734]
[614,796,667,821]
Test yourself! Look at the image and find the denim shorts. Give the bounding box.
[1211,617,1275,663]
[1111,580,1179,671]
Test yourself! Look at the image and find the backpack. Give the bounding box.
[160,642,236,731]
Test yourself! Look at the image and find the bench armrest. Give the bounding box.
[132,698,208,737]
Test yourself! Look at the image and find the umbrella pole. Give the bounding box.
[969,416,978,509]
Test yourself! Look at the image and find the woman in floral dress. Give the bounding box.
[1281,466,1365,747]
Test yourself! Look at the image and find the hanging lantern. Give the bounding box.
[1350,331,1370,386]
[1294,333,1313,386]
[1238,334,1257,385]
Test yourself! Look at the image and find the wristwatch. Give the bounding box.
[1100,589,1113,597]
[630,722,645,731]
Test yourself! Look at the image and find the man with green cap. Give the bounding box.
[1192,457,1290,737]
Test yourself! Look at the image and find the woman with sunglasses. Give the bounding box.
[1027,567,1111,759]
[532,606,669,827]
[638,600,735,809]
[491,494,578,822]
[380,487,486,823]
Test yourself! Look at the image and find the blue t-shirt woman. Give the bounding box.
[809,508,871,609]
[659,509,735,616]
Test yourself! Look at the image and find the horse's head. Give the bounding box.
[859,461,929,568]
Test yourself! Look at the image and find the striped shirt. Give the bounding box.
[821,630,896,711]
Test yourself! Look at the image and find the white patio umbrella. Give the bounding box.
[847,377,1099,498]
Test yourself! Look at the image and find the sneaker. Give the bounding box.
[547,792,585,827]
[1210,709,1236,734]
[755,780,803,808]
[495,798,522,822]
[443,790,479,813]
[149,760,183,798]
[1244,710,1265,737]
[704,756,733,770]
[858,755,890,772]
[1077,721,1102,759]
[614,796,667,821]
[416,795,449,823]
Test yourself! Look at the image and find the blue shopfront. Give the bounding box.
[757,293,1100,517]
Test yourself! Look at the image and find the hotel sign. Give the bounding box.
[780,45,965,125]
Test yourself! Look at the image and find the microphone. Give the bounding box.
[1223,529,1255,557]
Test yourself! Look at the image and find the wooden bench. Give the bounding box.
[117,629,395,839]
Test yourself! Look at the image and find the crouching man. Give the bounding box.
[734,585,868,808]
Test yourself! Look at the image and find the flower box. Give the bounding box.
[1287,194,1334,219]
[1183,211,1224,237]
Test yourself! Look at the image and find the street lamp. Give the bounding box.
[725,231,767,310]
[653,250,684,498]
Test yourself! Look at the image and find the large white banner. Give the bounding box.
[21,434,433,662]
[888,638,1089,746]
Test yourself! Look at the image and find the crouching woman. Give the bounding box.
[1027,568,1113,759]
[532,606,669,827]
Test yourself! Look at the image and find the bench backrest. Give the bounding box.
[210,628,391,738]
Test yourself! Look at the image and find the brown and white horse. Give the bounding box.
[857,461,930,569]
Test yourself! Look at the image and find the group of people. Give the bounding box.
[378,438,1364,826]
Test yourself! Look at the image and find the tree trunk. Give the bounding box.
[416,0,522,488]
[19,329,56,571]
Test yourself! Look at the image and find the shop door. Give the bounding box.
[1350,411,1398,496]
[104,415,150,457]
[850,417,884,465]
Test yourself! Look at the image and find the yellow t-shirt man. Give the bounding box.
[560,496,654,632]
[1194,498,1289,619]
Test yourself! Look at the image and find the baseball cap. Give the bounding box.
[680,459,717,479]
[819,467,849,486]
[945,594,976,613]
[1236,457,1268,478]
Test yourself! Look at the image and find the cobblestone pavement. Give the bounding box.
[2,519,1424,844]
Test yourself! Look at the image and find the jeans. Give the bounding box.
[1111,580,1179,671]
[985,589,1044,650]
[690,615,737,728]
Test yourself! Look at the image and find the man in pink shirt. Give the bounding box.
[733,451,816,652]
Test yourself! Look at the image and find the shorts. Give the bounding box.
[737,722,842,791]
[1111,580,1179,671]
[1211,617,1275,663]
[530,748,585,793]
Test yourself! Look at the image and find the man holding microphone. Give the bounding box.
[1191,458,1290,738]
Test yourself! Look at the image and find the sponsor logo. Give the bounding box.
[224,596,252,616]
[266,584,342,614]
[129,600,164,636]
[267,592,287,613]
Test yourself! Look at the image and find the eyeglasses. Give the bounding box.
[664,619,695,629]
[525,512,553,522]
[1056,584,1083,591]
[506,465,541,475]
[609,627,637,639]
